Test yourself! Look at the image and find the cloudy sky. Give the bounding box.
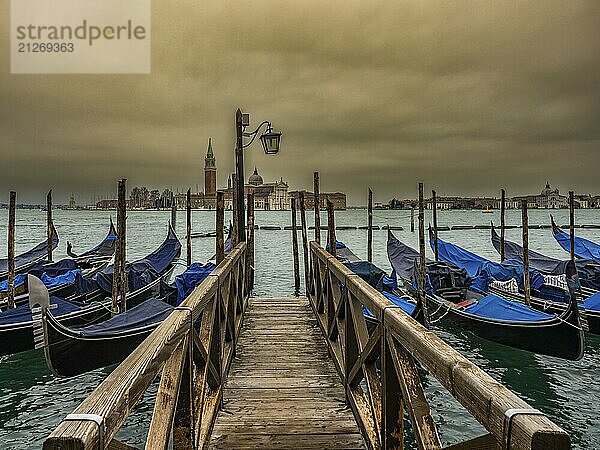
[0,0,598,205]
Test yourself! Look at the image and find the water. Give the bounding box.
[0,208,599,449]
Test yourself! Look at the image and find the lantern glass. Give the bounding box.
[260,131,282,155]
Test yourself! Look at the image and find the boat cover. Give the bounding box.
[381,291,416,315]
[0,224,59,274]
[0,269,82,293]
[174,262,216,304]
[434,237,544,294]
[491,225,600,290]
[552,219,600,262]
[28,259,80,278]
[583,292,600,312]
[0,296,82,325]
[464,293,555,322]
[78,298,174,337]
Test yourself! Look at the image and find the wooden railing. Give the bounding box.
[44,243,248,450]
[309,242,570,450]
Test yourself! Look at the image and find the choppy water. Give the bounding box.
[0,208,598,449]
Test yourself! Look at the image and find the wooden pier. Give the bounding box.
[209,297,364,449]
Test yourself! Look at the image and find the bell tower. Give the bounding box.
[204,138,216,197]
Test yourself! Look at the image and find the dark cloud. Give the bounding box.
[0,0,598,204]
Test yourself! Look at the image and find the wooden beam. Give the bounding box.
[171,192,177,229]
[569,191,575,262]
[299,191,310,294]
[417,183,428,325]
[500,189,506,262]
[326,200,336,258]
[367,188,373,263]
[186,188,192,267]
[232,174,238,247]
[410,207,415,233]
[7,191,16,309]
[432,189,438,262]
[443,433,499,450]
[47,189,53,262]
[216,191,225,264]
[291,198,300,295]
[118,179,127,312]
[246,192,255,291]
[521,199,531,305]
[313,172,321,244]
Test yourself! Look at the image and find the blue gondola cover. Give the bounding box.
[1,296,82,325]
[554,224,600,262]
[464,294,555,322]
[174,262,216,304]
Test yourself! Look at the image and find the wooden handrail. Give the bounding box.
[309,241,570,450]
[44,243,248,450]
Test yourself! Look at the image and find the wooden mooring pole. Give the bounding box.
[521,199,531,305]
[247,192,255,291]
[170,192,177,229]
[299,191,310,294]
[46,189,53,262]
[418,183,429,326]
[569,191,575,262]
[7,191,16,309]
[410,206,415,233]
[500,188,506,262]
[313,171,321,244]
[291,198,300,295]
[112,179,127,313]
[232,173,239,246]
[216,191,225,264]
[186,188,192,267]
[432,189,438,261]
[367,188,373,263]
[326,200,336,258]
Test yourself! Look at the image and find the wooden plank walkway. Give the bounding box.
[209,297,365,449]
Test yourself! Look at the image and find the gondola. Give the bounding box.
[0,220,117,310]
[552,216,600,262]
[35,260,215,377]
[0,223,59,282]
[330,241,423,326]
[491,223,600,334]
[0,225,181,357]
[388,230,584,360]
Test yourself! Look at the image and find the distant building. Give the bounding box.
[223,167,291,211]
[288,190,347,210]
[174,138,218,209]
[68,195,76,210]
[512,182,568,209]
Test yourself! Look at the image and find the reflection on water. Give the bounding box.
[0,208,598,448]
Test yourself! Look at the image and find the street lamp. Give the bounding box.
[235,108,282,243]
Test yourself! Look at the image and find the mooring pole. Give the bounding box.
[410,206,415,233]
[569,191,575,262]
[313,172,321,244]
[46,189,53,262]
[216,191,225,265]
[118,179,127,312]
[432,189,439,262]
[112,179,127,313]
[299,191,310,293]
[7,191,16,309]
[521,199,531,306]
[327,200,336,258]
[418,183,429,326]
[170,192,177,229]
[367,188,373,263]
[235,109,246,244]
[500,188,506,262]
[291,198,301,295]
[247,192,255,291]
[232,173,239,246]
[186,188,192,267]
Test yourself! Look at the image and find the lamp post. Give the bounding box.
[234,108,282,243]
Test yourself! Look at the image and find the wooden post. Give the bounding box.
[186,188,192,267]
[367,188,373,263]
[232,173,238,246]
[299,191,310,293]
[521,199,531,306]
[112,179,127,313]
[291,198,300,295]
[410,207,415,233]
[326,200,336,258]
[46,189,53,262]
[313,172,321,244]
[418,183,428,325]
[216,191,225,264]
[171,192,177,229]
[7,191,16,309]
[432,189,438,261]
[569,191,575,262]
[500,188,506,262]
[247,192,255,291]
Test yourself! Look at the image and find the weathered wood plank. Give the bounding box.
[209,297,364,449]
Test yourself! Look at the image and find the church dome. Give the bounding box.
[248,167,263,186]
